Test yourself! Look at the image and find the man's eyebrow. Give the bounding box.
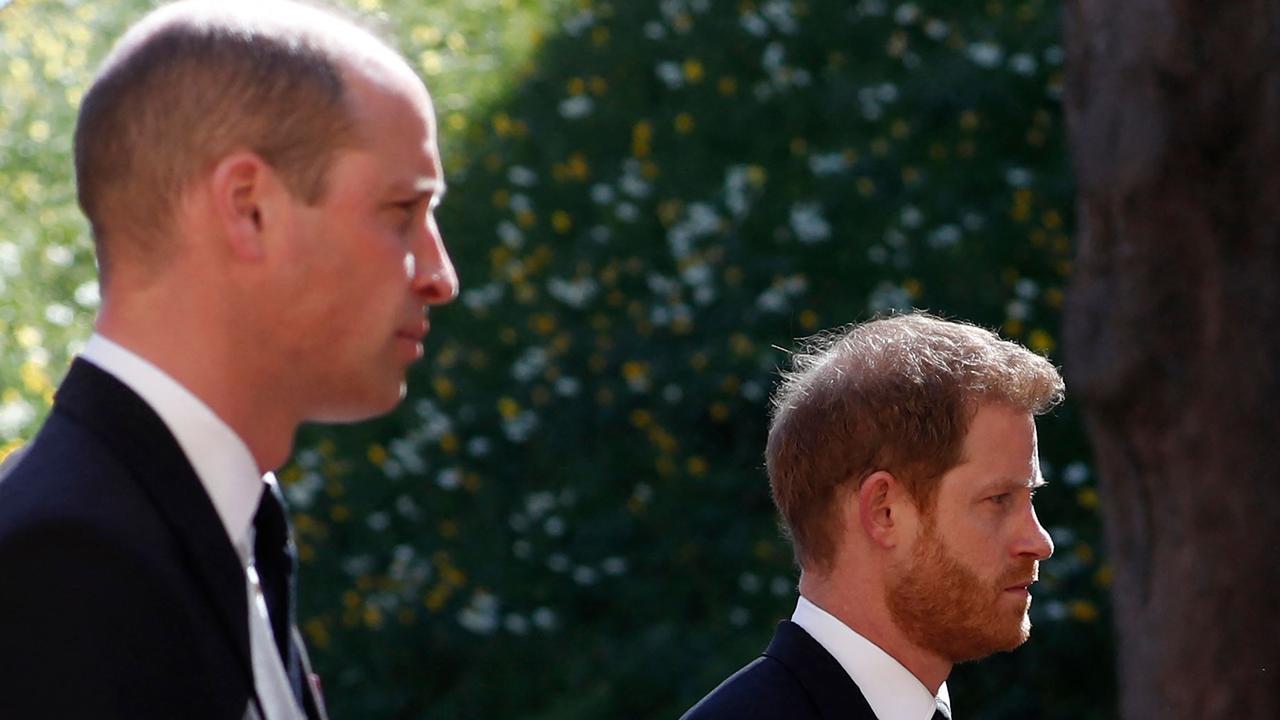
[389,178,447,199]
[980,476,1047,494]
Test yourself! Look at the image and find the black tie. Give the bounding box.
[253,482,305,708]
[932,708,951,720]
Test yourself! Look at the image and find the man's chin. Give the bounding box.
[308,383,408,424]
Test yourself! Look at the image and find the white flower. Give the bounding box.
[656,61,684,89]
[928,224,962,248]
[1010,53,1038,76]
[561,8,595,36]
[44,244,73,267]
[548,277,600,309]
[770,576,794,596]
[497,220,524,249]
[532,607,557,631]
[615,202,640,223]
[740,12,769,37]
[894,3,920,25]
[504,613,530,635]
[868,282,913,312]
[512,346,549,383]
[1006,166,1034,187]
[467,436,492,458]
[437,467,462,490]
[554,377,582,397]
[1064,462,1091,486]
[544,516,566,537]
[558,95,594,120]
[590,183,615,205]
[44,303,73,327]
[789,202,832,244]
[74,280,100,308]
[507,166,538,188]
[458,591,500,635]
[968,41,1004,68]
[808,151,849,177]
[762,1,798,34]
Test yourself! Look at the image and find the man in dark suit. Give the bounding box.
[0,1,457,717]
[681,314,1064,720]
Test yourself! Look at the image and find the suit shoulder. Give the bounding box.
[0,410,151,537]
[680,655,821,720]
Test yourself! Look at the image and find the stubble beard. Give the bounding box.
[885,521,1037,663]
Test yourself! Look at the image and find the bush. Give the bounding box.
[1,1,1113,718]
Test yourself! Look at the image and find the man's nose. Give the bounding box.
[409,217,458,305]
[1016,506,1054,561]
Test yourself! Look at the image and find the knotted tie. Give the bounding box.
[253,481,305,709]
[932,705,951,720]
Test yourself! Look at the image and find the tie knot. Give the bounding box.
[253,481,290,552]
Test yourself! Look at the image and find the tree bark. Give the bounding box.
[1062,1,1280,718]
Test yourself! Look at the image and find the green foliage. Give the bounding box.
[1,0,1114,718]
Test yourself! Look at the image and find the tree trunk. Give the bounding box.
[1061,2,1280,718]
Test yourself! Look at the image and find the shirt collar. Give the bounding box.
[792,595,951,720]
[80,333,265,557]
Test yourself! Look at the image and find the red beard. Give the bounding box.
[886,521,1039,663]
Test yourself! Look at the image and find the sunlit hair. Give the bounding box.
[74,0,397,279]
[766,312,1064,572]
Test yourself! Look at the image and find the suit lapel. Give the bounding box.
[54,359,258,694]
[764,620,880,720]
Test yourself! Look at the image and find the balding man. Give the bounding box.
[681,314,1062,720]
[0,2,457,718]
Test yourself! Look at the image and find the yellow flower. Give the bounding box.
[366,444,388,467]
[674,112,695,134]
[709,402,730,422]
[1070,600,1099,623]
[632,120,653,157]
[497,396,521,420]
[1077,487,1099,509]
[683,58,705,84]
[433,375,456,400]
[686,456,709,476]
[551,210,573,234]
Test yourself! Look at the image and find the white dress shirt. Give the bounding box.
[792,595,951,720]
[82,334,304,720]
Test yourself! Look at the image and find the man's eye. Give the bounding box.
[988,493,1010,505]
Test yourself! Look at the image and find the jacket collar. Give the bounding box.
[764,620,879,720]
[53,358,257,692]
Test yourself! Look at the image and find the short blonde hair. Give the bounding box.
[766,312,1064,571]
[74,0,395,277]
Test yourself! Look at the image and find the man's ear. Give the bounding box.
[209,151,277,262]
[857,470,908,549]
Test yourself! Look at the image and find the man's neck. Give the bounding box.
[94,306,297,473]
[799,571,953,694]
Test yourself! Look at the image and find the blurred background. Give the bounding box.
[0,1,1115,717]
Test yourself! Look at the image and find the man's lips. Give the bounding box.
[396,318,429,342]
[1003,577,1037,593]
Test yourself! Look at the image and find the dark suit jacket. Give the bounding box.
[0,359,325,719]
[681,620,880,720]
